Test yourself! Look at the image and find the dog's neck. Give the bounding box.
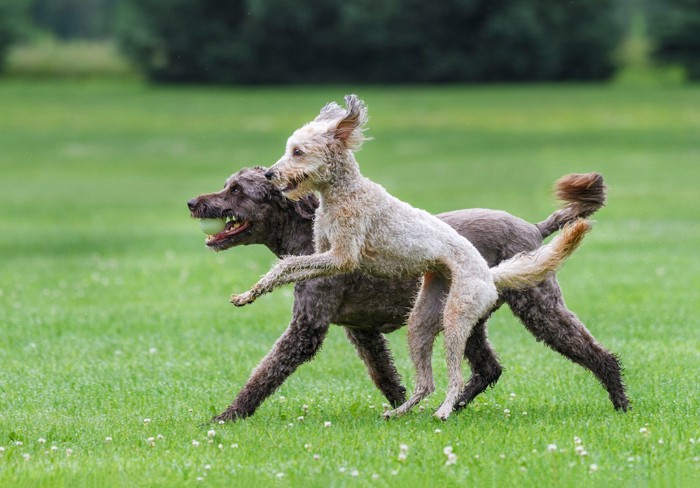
[266,206,315,258]
[318,153,365,207]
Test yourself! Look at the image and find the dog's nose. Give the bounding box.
[187,198,198,211]
[264,169,275,181]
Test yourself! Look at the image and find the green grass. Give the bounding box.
[0,80,699,487]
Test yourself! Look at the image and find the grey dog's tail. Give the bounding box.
[536,172,607,239]
[490,219,591,290]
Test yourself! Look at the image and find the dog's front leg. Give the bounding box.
[214,317,331,422]
[231,251,356,306]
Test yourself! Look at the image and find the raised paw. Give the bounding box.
[230,290,257,307]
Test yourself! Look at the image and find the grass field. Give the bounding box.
[0,81,699,487]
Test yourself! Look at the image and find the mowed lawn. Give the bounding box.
[0,81,698,487]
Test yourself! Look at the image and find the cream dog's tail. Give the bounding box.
[490,219,591,290]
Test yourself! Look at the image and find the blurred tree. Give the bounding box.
[117,0,625,83]
[30,0,117,39]
[0,0,30,73]
[647,0,700,79]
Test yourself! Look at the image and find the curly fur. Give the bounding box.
[228,95,593,420]
[188,167,629,421]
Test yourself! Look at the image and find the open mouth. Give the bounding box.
[198,216,251,246]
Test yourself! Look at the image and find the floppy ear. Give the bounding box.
[333,94,369,150]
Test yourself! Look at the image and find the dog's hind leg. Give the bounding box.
[383,272,445,418]
[503,278,629,411]
[454,311,505,410]
[344,328,407,407]
[435,273,498,420]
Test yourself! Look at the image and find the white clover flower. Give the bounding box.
[639,427,649,435]
[105,437,113,443]
[231,443,239,448]
[66,448,73,457]
[157,434,164,441]
[547,444,557,452]
[143,418,151,425]
[149,347,157,354]
[192,440,200,447]
[351,469,359,477]
[371,474,380,480]
[574,436,582,445]
[445,454,457,465]
[51,445,58,452]
[276,473,285,479]
[589,464,598,472]
[658,439,664,445]
[204,464,211,470]
[218,420,225,425]
[522,411,528,416]
[218,444,223,449]
[37,438,46,444]
[14,441,23,446]
[324,421,332,428]
[302,404,309,412]
[0,446,5,455]
[297,416,305,422]
[434,428,442,434]
[313,454,321,460]
[23,453,31,461]
[207,430,216,438]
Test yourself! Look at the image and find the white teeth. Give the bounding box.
[225,216,237,223]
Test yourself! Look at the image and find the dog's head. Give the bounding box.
[187,166,318,252]
[265,94,369,200]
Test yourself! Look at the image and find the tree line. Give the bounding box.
[1,0,698,82]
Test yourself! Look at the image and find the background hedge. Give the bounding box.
[115,0,625,84]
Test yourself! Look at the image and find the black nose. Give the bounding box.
[187,198,198,211]
[264,169,274,181]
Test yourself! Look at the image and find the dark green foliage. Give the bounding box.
[117,0,625,84]
[647,0,700,79]
[0,0,27,72]
[29,0,118,39]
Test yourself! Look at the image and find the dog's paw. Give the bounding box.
[230,290,257,307]
[433,405,452,421]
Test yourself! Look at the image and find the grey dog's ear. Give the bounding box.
[333,94,369,150]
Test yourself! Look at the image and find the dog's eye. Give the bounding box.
[230,185,240,193]
[293,148,303,157]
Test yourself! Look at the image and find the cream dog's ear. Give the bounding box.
[332,94,369,150]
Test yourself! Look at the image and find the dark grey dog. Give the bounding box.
[188,169,628,421]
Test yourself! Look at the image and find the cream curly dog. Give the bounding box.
[232,95,590,420]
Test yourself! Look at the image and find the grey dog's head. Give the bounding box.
[264,94,370,201]
[187,166,317,252]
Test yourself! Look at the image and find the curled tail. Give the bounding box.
[491,219,591,290]
[537,173,606,239]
